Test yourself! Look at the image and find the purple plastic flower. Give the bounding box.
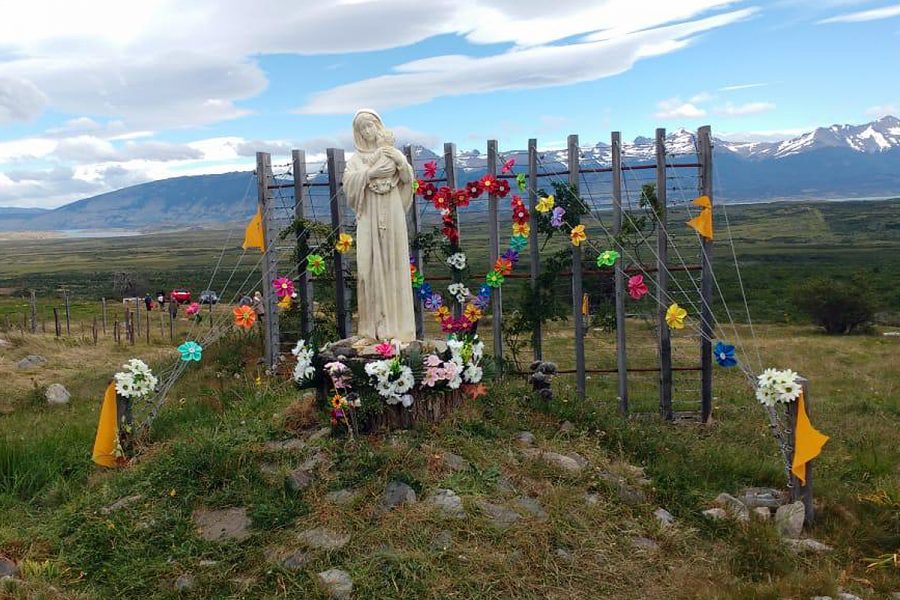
[473,294,490,310]
[501,249,520,264]
[424,292,443,311]
[551,206,566,228]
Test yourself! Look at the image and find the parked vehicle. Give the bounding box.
[199,290,219,305]
[170,288,191,304]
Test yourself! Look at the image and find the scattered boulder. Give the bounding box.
[45,383,70,405]
[702,508,727,521]
[100,494,144,514]
[427,489,465,519]
[775,501,806,538]
[442,452,469,472]
[325,489,358,506]
[192,507,251,542]
[740,487,787,509]
[317,568,353,599]
[514,496,548,521]
[430,531,453,552]
[838,593,863,600]
[300,451,330,471]
[654,508,675,528]
[522,448,583,473]
[476,500,521,529]
[752,506,772,521]
[383,481,417,509]
[514,431,535,446]
[631,537,659,551]
[285,469,313,493]
[16,355,47,369]
[598,473,646,506]
[528,360,558,401]
[713,493,750,521]
[785,538,833,554]
[0,558,18,578]
[174,574,196,592]
[281,550,311,570]
[297,527,350,551]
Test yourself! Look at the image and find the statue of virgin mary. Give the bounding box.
[342,109,417,342]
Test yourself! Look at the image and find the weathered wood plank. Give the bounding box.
[527,138,542,361]
[568,134,586,399]
[292,149,315,340]
[697,125,714,423]
[443,143,462,320]
[656,128,673,420]
[256,152,281,367]
[326,148,351,339]
[487,140,503,362]
[611,131,628,416]
[787,377,814,526]
[404,145,425,340]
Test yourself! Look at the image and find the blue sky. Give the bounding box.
[1,0,898,208]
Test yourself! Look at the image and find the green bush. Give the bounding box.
[791,273,878,334]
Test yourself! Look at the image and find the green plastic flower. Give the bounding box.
[485,270,505,288]
[307,254,326,276]
[509,235,528,252]
[411,270,425,288]
[516,173,527,192]
[177,340,203,362]
[596,249,620,267]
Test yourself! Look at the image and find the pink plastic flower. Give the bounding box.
[185,302,200,316]
[627,275,649,300]
[374,340,396,358]
[273,276,294,298]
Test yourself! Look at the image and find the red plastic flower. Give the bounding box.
[510,195,525,210]
[502,158,515,173]
[480,174,497,194]
[495,178,510,198]
[465,179,484,198]
[424,160,437,178]
[442,226,459,245]
[420,182,436,200]
[494,257,513,276]
[440,317,455,334]
[512,205,530,224]
[433,188,451,211]
[453,188,470,208]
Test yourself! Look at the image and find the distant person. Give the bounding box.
[144,294,153,311]
[251,291,265,325]
[157,292,165,306]
[239,295,252,307]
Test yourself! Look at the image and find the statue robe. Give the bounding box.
[342,149,417,342]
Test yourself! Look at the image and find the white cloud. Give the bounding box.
[655,98,708,119]
[0,77,47,123]
[714,101,776,116]
[817,3,900,23]
[719,82,769,91]
[865,104,900,117]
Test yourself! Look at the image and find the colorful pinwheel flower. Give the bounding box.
[411,270,425,287]
[501,248,519,264]
[627,274,649,300]
[273,276,294,298]
[374,340,396,359]
[512,222,530,237]
[473,294,490,310]
[178,340,203,362]
[233,305,257,330]
[465,179,484,198]
[412,179,420,193]
[453,188,470,208]
[424,160,438,178]
[419,182,437,200]
[433,188,451,210]
[516,173,527,192]
[596,249,620,267]
[480,174,498,194]
[509,235,528,252]
[184,302,200,317]
[494,257,513,276]
[714,341,737,367]
[486,270,505,288]
[665,303,687,330]
[277,295,292,310]
[334,233,353,254]
[464,303,483,322]
[307,254,326,276]
[495,178,511,198]
[550,206,566,228]
[570,224,587,247]
[512,204,530,224]
[536,195,555,213]
[502,158,516,173]
[425,293,443,311]
[433,305,451,322]
[417,283,433,299]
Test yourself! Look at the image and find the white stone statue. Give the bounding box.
[342,109,417,342]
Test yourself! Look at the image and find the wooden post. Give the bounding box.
[114,318,119,344]
[53,308,60,337]
[135,300,142,344]
[656,128,673,420]
[64,290,71,335]
[168,303,175,342]
[147,308,152,344]
[612,131,628,416]
[256,151,282,366]
[487,139,503,363]
[697,125,714,423]
[326,148,350,340]
[568,134,586,400]
[443,143,462,320]
[787,377,814,526]
[92,317,98,345]
[292,149,315,340]
[29,291,37,333]
[102,297,107,335]
[404,145,425,340]
[527,138,542,361]
[159,310,165,339]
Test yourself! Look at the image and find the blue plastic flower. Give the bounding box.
[478,284,492,298]
[178,340,203,362]
[509,235,528,252]
[417,282,433,299]
[714,341,736,367]
[424,293,443,311]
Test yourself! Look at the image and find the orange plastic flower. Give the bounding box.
[434,305,451,322]
[494,257,513,276]
[570,224,587,247]
[464,303,483,322]
[233,305,257,330]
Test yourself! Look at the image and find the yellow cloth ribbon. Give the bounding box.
[92,383,120,468]
[791,391,829,485]
[242,207,266,252]
[686,195,714,240]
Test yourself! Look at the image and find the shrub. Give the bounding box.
[791,273,878,334]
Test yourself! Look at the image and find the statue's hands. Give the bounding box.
[368,160,395,179]
[383,146,407,165]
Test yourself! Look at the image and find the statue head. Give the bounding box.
[352,109,393,152]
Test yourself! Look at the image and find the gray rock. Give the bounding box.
[654,508,675,528]
[702,508,727,520]
[45,383,70,405]
[282,550,310,570]
[515,431,535,446]
[192,507,251,542]
[514,496,548,521]
[785,538,833,554]
[174,574,196,592]
[427,489,465,518]
[554,548,573,561]
[306,428,332,442]
[476,500,520,529]
[300,451,330,471]
[430,530,453,552]
[522,448,583,472]
[598,472,646,506]
[740,487,787,509]
[297,527,350,551]
[286,469,312,493]
[559,421,575,433]
[631,536,659,551]
[714,493,750,521]
[383,481,416,509]
[325,489,358,506]
[775,501,806,538]
[317,568,353,599]
[838,593,863,600]
[198,560,217,567]
[263,438,306,451]
[811,596,833,600]
[100,494,144,514]
[753,506,772,520]
[0,558,18,578]
[495,475,516,493]
[16,354,47,369]
[584,492,600,505]
[442,452,469,472]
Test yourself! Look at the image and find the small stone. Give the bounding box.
[430,531,453,552]
[631,536,659,551]
[427,489,465,518]
[785,538,833,554]
[285,469,312,493]
[45,383,70,405]
[263,438,306,451]
[192,507,251,542]
[0,558,19,578]
[775,501,806,538]
[317,568,353,599]
[654,508,675,528]
[174,574,196,592]
[522,448,583,472]
[739,487,787,509]
[584,492,600,505]
[476,500,520,529]
[325,489,358,506]
[300,451,330,471]
[554,548,573,561]
[514,496,548,521]
[16,354,47,369]
[752,506,771,520]
[282,551,310,570]
[811,596,833,600]
[559,421,575,433]
[100,494,143,514]
[714,493,750,521]
[198,560,217,567]
[383,481,417,509]
[297,527,350,551]
[598,473,646,506]
[515,431,535,446]
[702,508,727,520]
[838,593,863,600]
[442,452,469,472]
